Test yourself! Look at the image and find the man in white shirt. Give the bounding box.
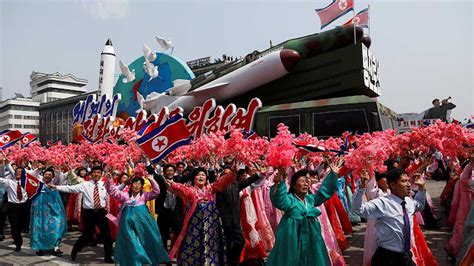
[49,165,113,263]
[0,166,29,252]
[353,168,426,266]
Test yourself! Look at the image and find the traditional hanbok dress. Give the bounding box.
[30,185,67,251]
[411,216,438,266]
[324,195,349,250]
[318,203,346,265]
[262,174,282,234]
[445,161,474,258]
[249,178,275,251]
[105,178,169,266]
[267,170,339,266]
[239,187,267,263]
[168,173,235,265]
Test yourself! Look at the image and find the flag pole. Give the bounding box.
[368,4,371,36]
[353,4,356,44]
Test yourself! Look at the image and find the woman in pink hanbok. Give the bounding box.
[311,180,346,266]
[445,159,474,258]
[249,177,275,251]
[261,170,282,234]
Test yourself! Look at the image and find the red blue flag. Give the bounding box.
[316,0,354,29]
[20,169,44,200]
[343,7,369,28]
[0,130,23,150]
[20,132,38,147]
[137,115,192,163]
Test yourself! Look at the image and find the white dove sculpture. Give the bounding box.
[119,60,135,83]
[155,36,173,53]
[143,43,157,62]
[136,91,145,113]
[143,58,159,81]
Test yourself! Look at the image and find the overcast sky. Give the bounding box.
[1,0,472,119]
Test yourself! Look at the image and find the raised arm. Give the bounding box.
[310,171,339,207]
[239,173,263,191]
[143,175,160,201]
[352,188,386,219]
[168,181,195,200]
[53,182,86,193]
[270,179,292,212]
[310,158,343,206]
[211,172,236,193]
[105,178,129,202]
[413,175,426,212]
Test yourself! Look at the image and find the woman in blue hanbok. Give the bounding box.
[105,174,169,266]
[30,168,67,256]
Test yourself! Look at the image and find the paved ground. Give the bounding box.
[0,180,456,265]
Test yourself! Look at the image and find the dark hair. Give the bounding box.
[386,168,406,188]
[37,160,46,165]
[128,176,145,197]
[288,170,309,194]
[176,162,185,167]
[76,166,87,176]
[91,165,103,172]
[375,171,387,182]
[43,167,55,177]
[190,167,207,186]
[432,98,439,105]
[385,159,399,171]
[163,164,176,171]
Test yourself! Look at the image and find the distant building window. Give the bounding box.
[14,124,22,128]
[9,105,37,111]
[14,115,22,119]
[23,116,38,120]
[24,125,37,129]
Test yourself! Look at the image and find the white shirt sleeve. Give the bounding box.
[55,183,86,193]
[352,188,386,219]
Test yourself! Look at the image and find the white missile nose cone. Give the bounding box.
[105,39,113,46]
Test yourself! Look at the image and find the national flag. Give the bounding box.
[20,132,37,147]
[243,130,257,140]
[20,169,44,200]
[137,115,192,163]
[0,130,23,150]
[293,140,326,153]
[316,0,354,29]
[343,7,369,28]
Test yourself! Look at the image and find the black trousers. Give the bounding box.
[0,193,8,236]
[222,223,245,266]
[371,247,415,266]
[22,199,32,231]
[74,208,113,259]
[7,202,29,248]
[157,208,182,250]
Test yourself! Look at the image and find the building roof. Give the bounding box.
[38,90,98,110]
[30,71,88,86]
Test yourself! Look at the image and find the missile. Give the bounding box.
[144,49,300,113]
[99,39,116,98]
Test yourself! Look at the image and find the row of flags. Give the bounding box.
[0,130,37,150]
[315,0,369,29]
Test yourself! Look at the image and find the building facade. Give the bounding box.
[30,71,87,104]
[38,91,98,144]
[0,96,40,134]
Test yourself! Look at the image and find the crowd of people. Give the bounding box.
[0,121,472,266]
